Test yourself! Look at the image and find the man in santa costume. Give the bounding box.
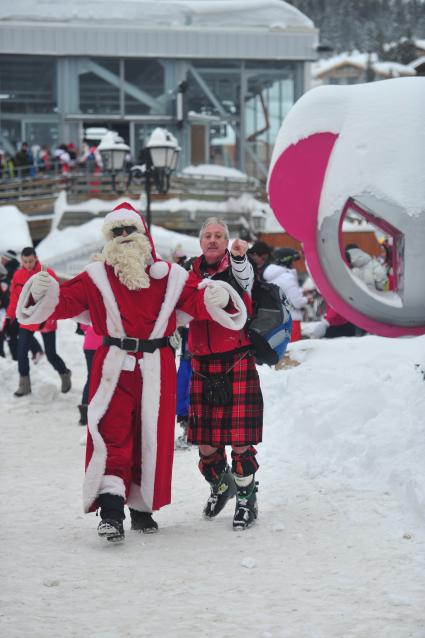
[17,202,247,542]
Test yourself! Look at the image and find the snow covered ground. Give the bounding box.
[1,322,425,638]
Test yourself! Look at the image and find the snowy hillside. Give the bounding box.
[1,322,425,637]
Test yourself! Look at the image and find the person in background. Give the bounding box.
[6,247,71,397]
[39,146,52,173]
[54,144,71,175]
[247,240,273,280]
[79,140,102,174]
[1,249,43,362]
[187,218,263,530]
[345,244,388,291]
[175,324,192,449]
[1,249,19,286]
[171,249,193,450]
[1,152,15,179]
[77,324,103,426]
[309,302,365,339]
[263,247,310,342]
[14,142,33,178]
[378,238,395,291]
[171,246,187,268]
[0,263,9,356]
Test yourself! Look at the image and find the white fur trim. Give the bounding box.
[16,275,59,325]
[72,310,91,325]
[199,279,247,330]
[176,309,193,327]
[102,211,145,240]
[84,347,126,512]
[139,263,188,510]
[99,475,126,498]
[126,482,152,512]
[104,208,142,225]
[139,354,161,510]
[149,261,169,280]
[86,262,125,338]
[83,262,127,512]
[149,264,188,339]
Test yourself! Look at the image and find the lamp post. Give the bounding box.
[97,131,130,192]
[129,127,180,231]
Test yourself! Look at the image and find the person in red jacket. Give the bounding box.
[7,247,71,397]
[186,217,263,530]
[77,323,103,426]
[16,203,246,542]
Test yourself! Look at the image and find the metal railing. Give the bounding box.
[0,163,265,204]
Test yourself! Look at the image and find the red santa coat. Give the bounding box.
[17,260,247,513]
[18,260,189,512]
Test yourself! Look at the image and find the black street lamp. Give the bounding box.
[98,131,130,192]
[129,128,180,231]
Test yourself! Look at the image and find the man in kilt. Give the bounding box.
[186,218,263,530]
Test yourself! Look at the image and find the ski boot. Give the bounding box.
[233,475,258,530]
[203,465,236,519]
[97,494,125,542]
[129,509,159,534]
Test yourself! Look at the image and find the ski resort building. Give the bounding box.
[0,0,318,181]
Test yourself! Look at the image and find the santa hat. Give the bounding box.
[102,202,145,239]
[102,202,169,279]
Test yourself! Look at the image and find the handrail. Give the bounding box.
[0,170,265,206]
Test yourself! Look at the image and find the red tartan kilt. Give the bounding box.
[188,350,263,446]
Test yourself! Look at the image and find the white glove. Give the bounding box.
[309,319,329,339]
[31,271,51,302]
[204,285,229,309]
[169,329,182,351]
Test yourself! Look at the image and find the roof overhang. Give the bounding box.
[0,22,319,61]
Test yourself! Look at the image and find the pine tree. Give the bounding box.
[285,0,425,62]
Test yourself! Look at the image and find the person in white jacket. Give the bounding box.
[345,244,388,291]
[263,247,309,342]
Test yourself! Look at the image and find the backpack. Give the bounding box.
[248,279,292,366]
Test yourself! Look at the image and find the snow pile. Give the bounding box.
[182,164,249,180]
[270,77,425,222]
[0,0,314,29]
[36,218,201,270]
[36,218,105,262]
[313,52,416,79]
[2,325,425,636]
[0,206,32,253]
[1,323,424,636]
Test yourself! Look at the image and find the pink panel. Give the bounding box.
[268,133,338,240]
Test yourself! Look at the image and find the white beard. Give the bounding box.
[102,233,152,290]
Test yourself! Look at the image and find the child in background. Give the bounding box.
[78,324,103,425]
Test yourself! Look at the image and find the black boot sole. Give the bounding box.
[131,526,159,534]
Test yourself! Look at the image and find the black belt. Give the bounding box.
[103,336,170,353]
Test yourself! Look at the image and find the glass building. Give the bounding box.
[0,0,318,181]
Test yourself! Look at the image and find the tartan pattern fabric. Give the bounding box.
[188,350,263,446]
[198,447,227,482]
[231,446,259,477]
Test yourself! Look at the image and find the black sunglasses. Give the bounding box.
[111,225,138,237]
